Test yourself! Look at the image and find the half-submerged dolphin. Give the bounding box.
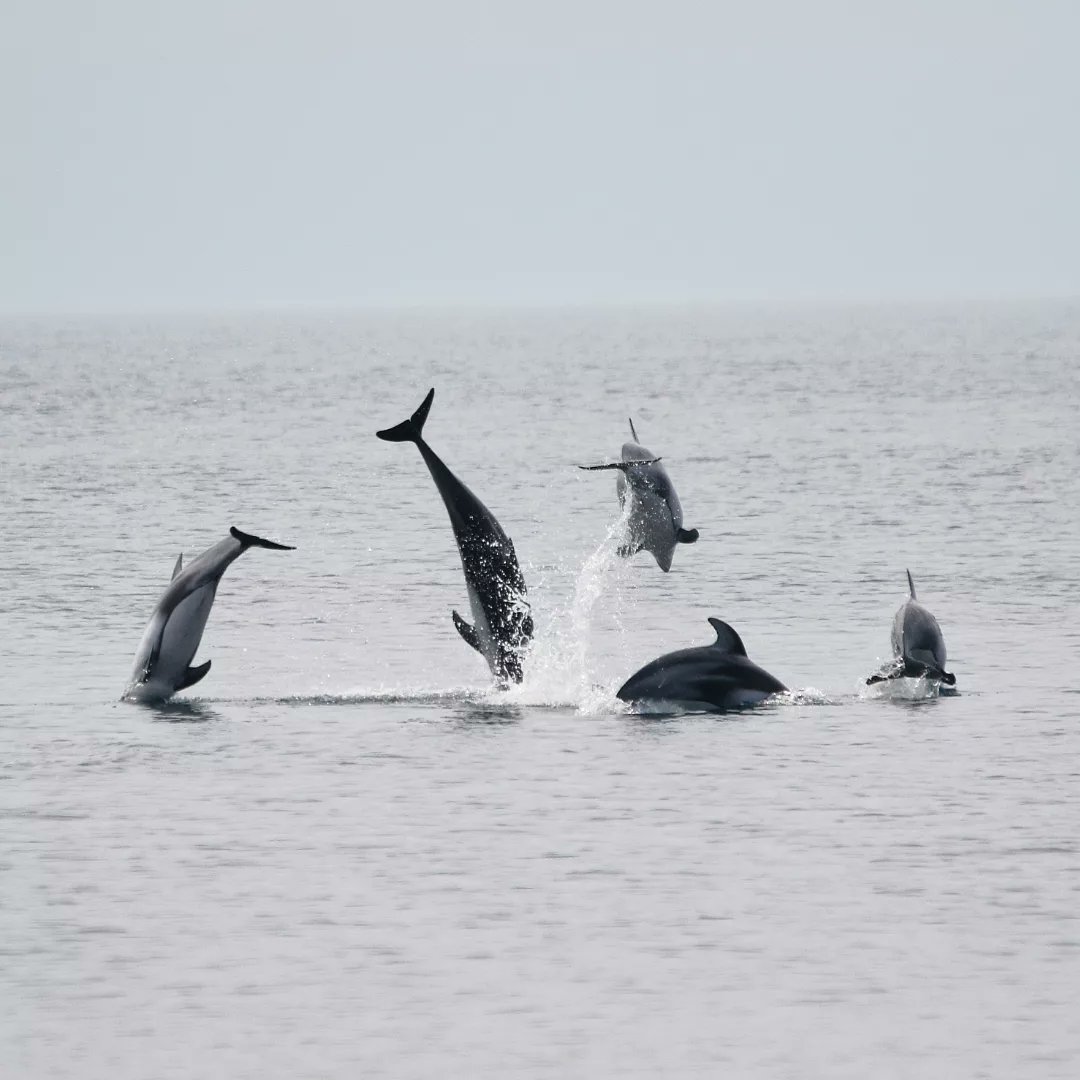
[579,419,698,572]
[376,388,533,684]
[124,526,295,703]
[617,617,787,712]
[866,570,956,687]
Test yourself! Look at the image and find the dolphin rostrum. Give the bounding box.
[579,418,698,572]
[124,526,295,703]
[866,570,956,686]
[376,388,533,684]
[617,617,787,712]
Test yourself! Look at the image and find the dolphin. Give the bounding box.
[578,419,698,572]
[124,526,295,703]
[376,388,533,684]
[617,617,787,712]
[866,570,956,686]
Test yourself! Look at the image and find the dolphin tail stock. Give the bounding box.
[376,387,435,444]
[178,660,212,690]
[576,458,661,471]
[229,527,296,551]
[677,528,699,544]
[906,569,917,599]
[452,610,482,653]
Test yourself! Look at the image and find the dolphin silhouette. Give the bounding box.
[124,526,294,703]
[377,388,533,684]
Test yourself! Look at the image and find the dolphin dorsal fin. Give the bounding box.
[906,569,917,599]
[172,554,183,580]
[707,617,748,656]
[628,417,640,443]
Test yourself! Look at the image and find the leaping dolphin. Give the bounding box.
[124,526,295,703]
[376,388,533,684]
[579,419,698,572]
[617,617,787,712]
[866,570,956,687]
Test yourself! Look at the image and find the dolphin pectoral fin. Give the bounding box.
[452,610,482,653]
[230,527,295,551]
[577,459,661,471]
[178,660,212,691]
[941,670,956,686]
[677,528,699,544]
[172,553,183,580]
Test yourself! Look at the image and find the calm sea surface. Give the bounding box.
[2,302,1079,1078]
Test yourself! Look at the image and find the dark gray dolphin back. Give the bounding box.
[616,617,787,710]
[376,388,533,683]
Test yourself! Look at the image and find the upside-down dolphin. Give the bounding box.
[376,388,533,684]
[617,617,787,712]
[866,570,956,687]
[123,526,295,703]
[579,419,698,572]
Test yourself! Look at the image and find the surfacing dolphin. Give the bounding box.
[124,526,295,703]
[376,388,533,684]
[866,570,956,687]
[578,419,698,572]
[617,617,787,712]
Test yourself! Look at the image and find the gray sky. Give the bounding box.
[3,1,1078,313]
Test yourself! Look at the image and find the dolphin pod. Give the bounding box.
[124,527,295,703]
[121,389,956,709]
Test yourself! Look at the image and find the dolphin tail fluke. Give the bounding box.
[452,610,482,653]
[377,388,435,443]
[179,659,211,690]
[230,527,296,551]
[906,569,917,599]
[577,458,661,472]
[677,528,699,544]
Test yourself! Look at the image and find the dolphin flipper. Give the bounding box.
[577,459,661,472]
[677,528,699,544]
[452,610,482,653]
[178,660,212,690]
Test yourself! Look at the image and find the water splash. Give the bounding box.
[502,505,635,714]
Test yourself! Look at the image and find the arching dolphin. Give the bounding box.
[376,388,533,684]
[579,419,698,572]
[124,526,295,703]
[866,570,956,686]
[617,617,787,712]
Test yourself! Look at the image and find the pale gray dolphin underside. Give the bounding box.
[124,526,294,703]
[579,419,698,572]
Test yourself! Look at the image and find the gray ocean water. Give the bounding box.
[2,301,1079,1078]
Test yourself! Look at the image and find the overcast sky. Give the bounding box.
[2,1,1078,313]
